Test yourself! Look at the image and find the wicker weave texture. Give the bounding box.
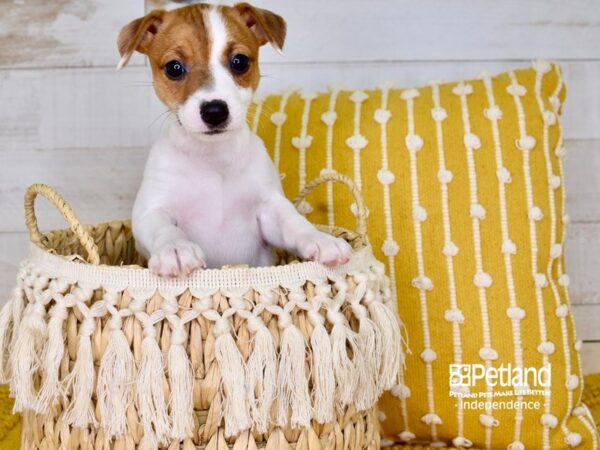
[0,174,402,450]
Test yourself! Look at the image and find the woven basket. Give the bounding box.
[0,173,402,450]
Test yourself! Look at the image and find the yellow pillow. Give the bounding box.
[249,62,599,449]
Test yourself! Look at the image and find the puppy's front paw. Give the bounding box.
[298,232,353,267]
[148,240,206,277]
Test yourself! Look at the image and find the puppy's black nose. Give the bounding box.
[200,100,229,127]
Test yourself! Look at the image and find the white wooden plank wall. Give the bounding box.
[0,0,599,366]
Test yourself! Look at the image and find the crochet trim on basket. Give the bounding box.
[0,247,403,444]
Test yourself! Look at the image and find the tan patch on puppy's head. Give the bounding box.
[117,4,214,109]
[220,3,287,91]
[230,3,286,51]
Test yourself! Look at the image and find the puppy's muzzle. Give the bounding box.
[200,100,229,129]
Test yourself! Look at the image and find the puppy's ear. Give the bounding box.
[117,10,165,70]
[233,3,286,52]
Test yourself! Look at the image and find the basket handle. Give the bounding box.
[24,184,101,265]
[293,173,367,238]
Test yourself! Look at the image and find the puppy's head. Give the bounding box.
[117,3,285,138]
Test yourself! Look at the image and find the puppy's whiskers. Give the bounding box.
[124,81,155,87]
[148,108,176,130]
[249,102,277,134]
[259,73,280,81]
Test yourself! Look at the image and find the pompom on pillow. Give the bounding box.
[248,62,599,449]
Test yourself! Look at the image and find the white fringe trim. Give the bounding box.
[33,301,68,412]
[244,314,277,433]
[10,300,48,412]
[308,309,335,424]
[329,316,360,409]
[212,312,252,437]
[137,326,171,445]
[63,317,97,428]
[167,328,195,440]
[0,291,16,383]
[97,318,135,440]
[276,319,312,428]
[1,250,403,438]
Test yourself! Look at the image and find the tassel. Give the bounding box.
[63,317,97,427]
[276,318,311,429]
[137,322,170,446]
[245,316,277,434]
[308,311,335,424]
[10,284,25,333]
[368,300,402,390]
[213,316,252,437]
[353,304,382,410]
[167,325,194,440]
[139,433,158,450]
[6,286,26,382]
[97,315,135,440]
[10,301,48,411]
[33,301,68,413]
[328,311,359,409]
[0,290,17,383]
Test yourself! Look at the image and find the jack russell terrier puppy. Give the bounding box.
[117,2,353,276]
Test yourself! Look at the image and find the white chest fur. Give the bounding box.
[133,122,281,268]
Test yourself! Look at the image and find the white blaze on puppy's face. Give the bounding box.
[177,8,252,137]
[116,2,286,139]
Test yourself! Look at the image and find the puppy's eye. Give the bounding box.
[164,60,186,80]
[230,54,250,75]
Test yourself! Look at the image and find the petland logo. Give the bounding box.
[450,363,551,392]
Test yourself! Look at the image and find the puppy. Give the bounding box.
[117,2,353,276]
